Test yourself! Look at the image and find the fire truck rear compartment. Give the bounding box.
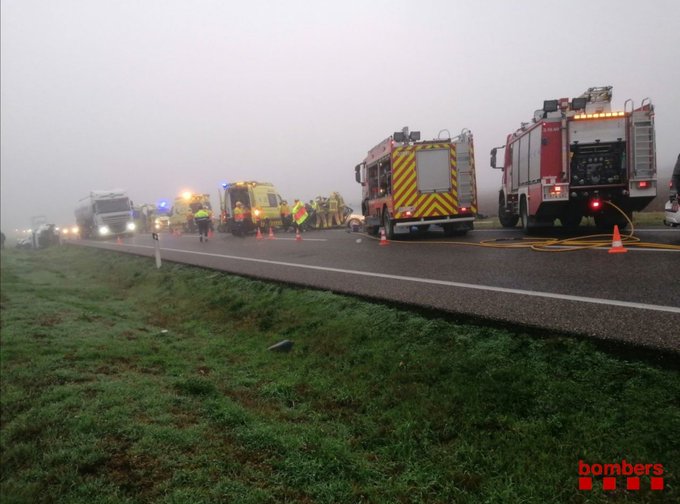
[569,142,625,186]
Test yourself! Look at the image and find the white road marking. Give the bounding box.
[120,243,680,314]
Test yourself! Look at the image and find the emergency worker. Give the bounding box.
[194,206,211,242]
[309,199,319,228]
[291,199,308,231]
[334,192,346,225]
[233,201,245,236]
[315,196,328,228]
[327,193,339,227]
[279,200,291,232]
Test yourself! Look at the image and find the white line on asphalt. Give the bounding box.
[124,243,680,314]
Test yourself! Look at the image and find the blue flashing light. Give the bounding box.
[221,182,228,189]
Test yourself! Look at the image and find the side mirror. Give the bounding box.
[490,148,498,169]
[354,164,363,184]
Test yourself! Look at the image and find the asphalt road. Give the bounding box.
[71,226,680,353]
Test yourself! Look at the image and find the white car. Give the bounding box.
[664,196,679,227]
[344,209,365,229]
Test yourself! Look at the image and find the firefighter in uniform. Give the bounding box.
[194,206,210,242]
[327,193,339,227]
[315,196,328,229]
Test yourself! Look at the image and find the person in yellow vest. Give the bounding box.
[232,201,245,237]
[327,193,339,227]
[194,206,211,242]
[291,199,308,232]
[279,200,291,232]
[315,196,328,229]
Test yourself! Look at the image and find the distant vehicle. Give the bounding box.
[75,190,136,238]
[492,86,657,232]
[218,181,284,235]
[168,193,212,233]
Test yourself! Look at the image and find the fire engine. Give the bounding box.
[354,127,477,238]
[491,86,656,231]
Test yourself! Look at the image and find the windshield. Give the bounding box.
[95,198,130,213]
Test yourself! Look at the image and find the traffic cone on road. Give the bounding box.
[295,228,302,241]
[379,227,389,246]
[268,226,275,240]
[608,225,627,254]
[256,227,264,240]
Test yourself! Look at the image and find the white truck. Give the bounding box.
[75,190,136,238]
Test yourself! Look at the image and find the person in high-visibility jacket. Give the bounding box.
[232,201,245,237]
[327,193,339,227]
[279,200,291,232]
[292,199,308,231]
[194,206,211,242]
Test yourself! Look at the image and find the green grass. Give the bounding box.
[1,246,678,503]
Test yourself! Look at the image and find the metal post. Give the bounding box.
[152,233,161,269]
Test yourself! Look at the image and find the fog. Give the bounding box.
[2,0,679,233]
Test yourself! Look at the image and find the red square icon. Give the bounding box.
[603,477,616,491]
[651,477,664,491]
[578,477,592,490]
[627,477,640,490]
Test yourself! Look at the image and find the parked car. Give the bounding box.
[664,196,679,227]
[344,208,364,230]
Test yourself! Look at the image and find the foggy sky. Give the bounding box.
[2,0,679,232]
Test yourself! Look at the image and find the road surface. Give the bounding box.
[71,226,680,353]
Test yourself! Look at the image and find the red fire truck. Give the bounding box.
[354,127,477,238]
[491,86,657,231]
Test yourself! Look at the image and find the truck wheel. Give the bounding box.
[498,203,519,228]
[520,199,530,233]
[382,209,395,240]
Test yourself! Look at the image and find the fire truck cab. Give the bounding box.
[355,127,477,238]
[491,86,657,231]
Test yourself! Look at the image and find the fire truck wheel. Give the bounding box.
[520,199,530,233]
[382,209,395,240]
[498,204,519,228]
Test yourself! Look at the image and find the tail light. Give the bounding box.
[638,181,650,189]
[590,199,602,211]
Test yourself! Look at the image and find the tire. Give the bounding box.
[520,199,530,233]
[498,203,519,228]
[382,208,395,240]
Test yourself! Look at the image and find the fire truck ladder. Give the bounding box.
[629,99,655,180]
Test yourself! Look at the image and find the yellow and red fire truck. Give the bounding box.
[491,86,657,231]
[354,127,477,238]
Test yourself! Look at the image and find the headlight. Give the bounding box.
[62,229,69,235]
[253,209,261,217]
[72,226,79,234]
[99,226,110,235]
[126,222,136,231]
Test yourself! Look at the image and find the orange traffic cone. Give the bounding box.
[256,227,264,240]
[379,227,389,246]
[268,226,275,240]
[116,236,123,245]
[608,225,627,254]
[295,228,302,241]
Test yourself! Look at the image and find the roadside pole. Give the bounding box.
[152,233,161,269]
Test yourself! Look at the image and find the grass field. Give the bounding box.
[1,246,678,503]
